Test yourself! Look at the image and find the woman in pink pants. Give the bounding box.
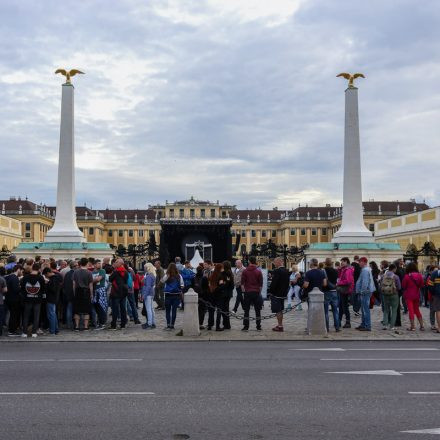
[402,262,425,331]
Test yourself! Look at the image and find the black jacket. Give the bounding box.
[46,272,62,304]
[5,273,21,302]
[269,266,290,298]
[63,270,75,302]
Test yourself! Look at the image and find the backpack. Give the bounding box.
[381,275,397,295]
[127,272,133,290]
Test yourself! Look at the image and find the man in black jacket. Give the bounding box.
[5,264,23,336]
[42,267,62,335]
[269,257,290,332]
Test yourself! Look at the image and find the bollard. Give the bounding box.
[182,288,200,337]
[307,287,328,336]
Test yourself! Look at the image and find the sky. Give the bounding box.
[1,0,439,210]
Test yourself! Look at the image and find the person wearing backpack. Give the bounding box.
[402,262,425,331]
[161,262,184,330]
[427,266,440,333]
[380,263,401,331]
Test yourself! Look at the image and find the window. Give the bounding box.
[322,228,327,236]
[290,228,296,236]
[262,230,267,237]
[89,227,94,235]
[25,232,31,238]
[271,230,276,238]
[369,223,375,232]
[118,230,123,237]
[241,230,246,237]
[158,211,163,218]
[251,230,256,238]
[300,228,306,236]
[128,230,134,237]
[169,209,174,218]
[201,209,205,218]
[108,230,113,237]
[190,209,195,218]
[210,209,215,218]
[222,210,226,218]
[311,228,317,236]
[179,209,184,218]
[240,244,246,253]
[25,222,31,231]
[79,227,83,232]
[139,230,144,237]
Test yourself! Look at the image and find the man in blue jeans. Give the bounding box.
[42,267,62,335]
[355,257,375,331]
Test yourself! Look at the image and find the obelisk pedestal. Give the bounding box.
[332,86,373,244]
[45,83,85,243]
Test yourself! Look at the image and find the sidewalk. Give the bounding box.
[2,301,438,342]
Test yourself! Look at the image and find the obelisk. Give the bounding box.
[45,71,85,243]
[332,74,373,244]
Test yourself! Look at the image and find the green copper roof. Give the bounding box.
[309,242,401,251]
[15,242,111,250]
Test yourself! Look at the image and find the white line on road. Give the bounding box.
[409,392,440,395]
[290,348,439,352]
[0,359,143,362]
[289,348,345,351]
[321,359,440,361]
[326,370,440,376]
[0,392,155,395]
[401,428,440,434]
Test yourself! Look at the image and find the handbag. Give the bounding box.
[336,284,350,295]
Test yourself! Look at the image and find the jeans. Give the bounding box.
[95,303,107,325]
[339,294,351,324]
[360,292,372,329]
[216,295,231,329]
[65,302,73,329]
[5,300,21,333]
[126,293,138,321]
[110,296,127,328]
[165,294,180,327]
[242,292,262,329]
[144,295,155,326]
[382,294,399,327]
[46,302,59,334]
[23,302,41,334]
[233,286,243,312]
[324,290,340,331]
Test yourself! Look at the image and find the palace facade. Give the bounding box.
[1,196,429,260]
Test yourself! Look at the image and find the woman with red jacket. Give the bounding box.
[402,262,425,331]
[337,257,354,329]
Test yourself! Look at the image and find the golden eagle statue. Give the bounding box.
[55,68,84,84]
[336,72,365,88]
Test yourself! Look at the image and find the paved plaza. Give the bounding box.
[3,298,438,342]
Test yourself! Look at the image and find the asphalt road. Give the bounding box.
[1,341,439,440]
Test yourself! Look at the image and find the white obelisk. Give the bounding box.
[332,84,373,244]
[45,82,85,243]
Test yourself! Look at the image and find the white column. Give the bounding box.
[45,83,84,243]
[332,86,373,244]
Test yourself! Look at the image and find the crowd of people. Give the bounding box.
[0,253,439,337]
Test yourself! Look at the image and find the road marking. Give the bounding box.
[327,370,440,376]
[401,428,440,434]
[0,359,143,362]
[321,359,440,361]
[409,392,440,395]
[290,348,439,352]
[327,370,403,376]
[0,392,155,395]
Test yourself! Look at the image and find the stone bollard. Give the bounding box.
[307,287,328,336]
[182,288,200,337]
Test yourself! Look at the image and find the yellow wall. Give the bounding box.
[0,214,22,250]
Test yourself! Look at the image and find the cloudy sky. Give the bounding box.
[1,0,439,210]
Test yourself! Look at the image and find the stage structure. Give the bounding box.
[160,218,232,265]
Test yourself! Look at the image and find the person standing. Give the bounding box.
[427,267,440,333]
[355,257,375,331]
[21,263,45,338]
[402,262,425,331]
[63,261,77,330]
[209,263,226,331]
[337,258,354,328]
[269,257,290,332]
[323,258,340,333]
[194,264,206,329]
[303,258,327,293]
[72,258,94,332]
[109,258,129,330]
[125,264,140,324]
[92,260,108,330]
[232,260,245,313]
[42,267,61,335]
[5,264,23,336]
[141,262,156,329]
[287,265,302,311]
[351,256,361,316]
[0,270,7,337]
[162,263,184,330]
[380,263,401,332]
[220,261,234,330]
[241,256,263,331]
[180,261,195,293]
[154,260,165,310]
[175,257,184,272]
